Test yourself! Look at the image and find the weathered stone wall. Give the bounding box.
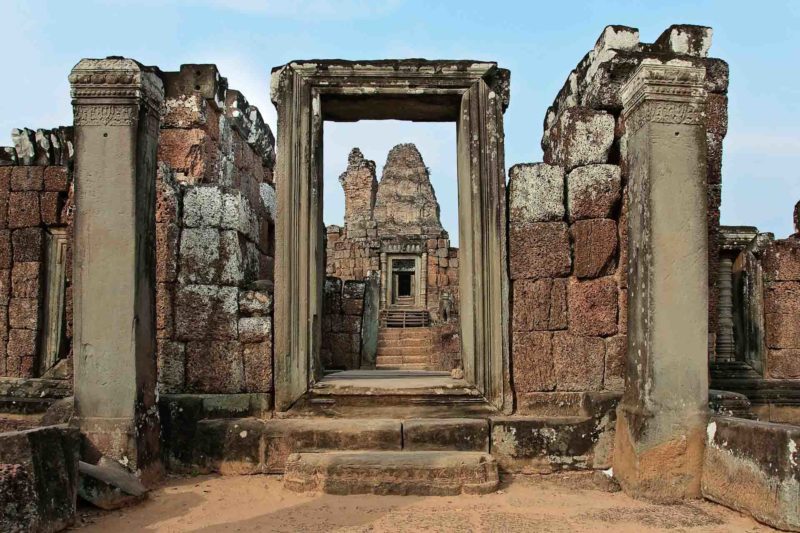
[0,128,74,383]
[760,234,800,380]
[510,24,727,412]
[155,65,276,396]
[339,148,377,235]
[321,278,365,370]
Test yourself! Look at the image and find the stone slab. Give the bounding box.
[402,418,489,452]
[490,416,600,473]
[283,451,499,495]
[702,416,800,531]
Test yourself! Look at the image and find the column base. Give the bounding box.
[612,403,706,503]
[77,416,162,487]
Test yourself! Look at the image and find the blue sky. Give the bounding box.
[2,0,799,242]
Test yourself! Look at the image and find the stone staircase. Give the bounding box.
[374,326,431,370]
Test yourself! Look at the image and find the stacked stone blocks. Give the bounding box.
[0,127,73,380]
[510,24,729,409]
[155,65,276,395]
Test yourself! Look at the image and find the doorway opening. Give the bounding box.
[272,60,510,412]
[320,125,460,379]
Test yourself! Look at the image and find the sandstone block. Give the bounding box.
[552,332,605,391]
[706,93,728,138]
[512,331,555,392]
[403,419,489,452]
[156,222,179,283]
[158,128,218,183]
[566,164,621,221]
[0,269,10,305]
[8,192,40,228]
[157,339,185,394]
[183,186,222,227]
[512,278,567,332]
[243,341,272,393]
[508,163,564,224]
[767,349,800,379]
[0,230,10,268]
[571,219,618,278]
[10,166,43,191]
[179,227,220,284]
[9,298,38,330]
[509,222,571,280]
[604,335,627,391]
[653,24,712,57]
[155,283,173,338]
[593,25,639,53]
[283,451,498,495]
[763,241,800,281]
[12,228,42,262]
[163,94,209,129]
[40,192,61,226]
[490,416,599,473]
[11,262,40,298]
[545,108,615,170]
[44,166,69,192]
[185,340,244,393]
[238,316,271,343]
[568,277,618,337]
[238,289,272,317]
[7,328,36,357]
[221,191,253,236]
[175,284,238,341]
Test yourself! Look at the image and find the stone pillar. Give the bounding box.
[420,251,428,308]
[613,62,709,502]
[69,58,164,482]
[379,252,387,310]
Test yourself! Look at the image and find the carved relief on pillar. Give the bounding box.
[621,61,707,134]
[69,57,164,123]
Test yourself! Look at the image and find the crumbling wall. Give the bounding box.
[155,65,276,396]
[0,128,74,383]
[509,24,727,412]
[760,230,800,381]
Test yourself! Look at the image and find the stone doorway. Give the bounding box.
[271,60,510,413]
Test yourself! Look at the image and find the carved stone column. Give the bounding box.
[613,62,709,502]
[69,58,163,482]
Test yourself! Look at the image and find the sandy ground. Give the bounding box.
[71,472,775,532]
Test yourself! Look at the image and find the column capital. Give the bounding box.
[69,57,164,126]
[621,61,706,133]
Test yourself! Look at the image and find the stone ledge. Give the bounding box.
[702,416,800,531]
[283,451,499,495]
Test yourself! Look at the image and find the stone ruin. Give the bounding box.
[0,23,798,533]
[323,143,459,372]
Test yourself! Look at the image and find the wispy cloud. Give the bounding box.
[102,0,403,20]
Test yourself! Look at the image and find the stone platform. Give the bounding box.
[283,451,499,495]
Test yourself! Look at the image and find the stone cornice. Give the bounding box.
[621,61,706,133]
[69,58,164,125]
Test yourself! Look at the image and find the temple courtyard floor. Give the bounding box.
[73,472,773,532]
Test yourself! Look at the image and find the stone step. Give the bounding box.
[375,354,428,364]
[375,346,429,357]
[283,451,499,495]
[375,364,429,371]
[378,329,429,339]
[377,338,430,348]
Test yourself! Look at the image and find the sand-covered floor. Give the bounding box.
[74,472,773,532]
